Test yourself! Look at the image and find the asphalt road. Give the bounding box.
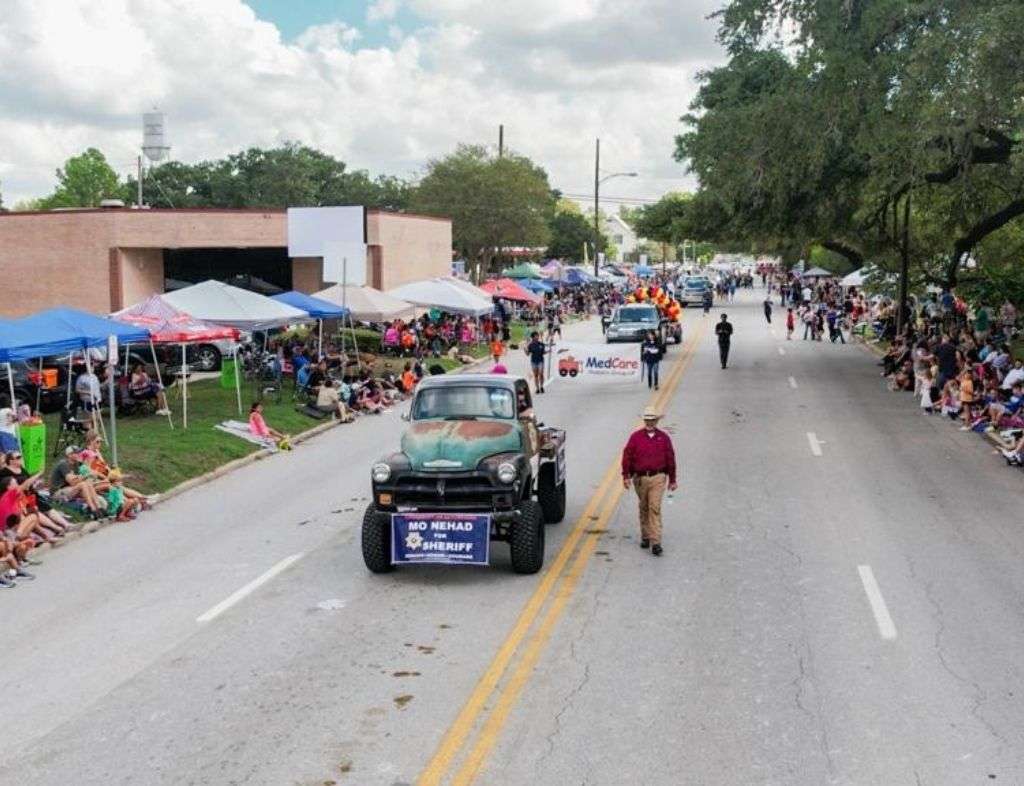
[4,289,1024,786]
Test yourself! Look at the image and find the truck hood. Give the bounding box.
[401,420,522,471]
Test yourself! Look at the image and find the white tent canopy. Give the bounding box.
[445,276,495,302]
[162,280,309,330]
[841,268,867,287]
[314,284,418,322]
[386,278,494,317]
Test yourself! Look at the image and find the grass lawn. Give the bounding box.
[40,378,319,495]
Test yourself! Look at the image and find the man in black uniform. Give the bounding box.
[715,313,733,369]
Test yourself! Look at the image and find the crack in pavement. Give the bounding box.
[905,553,1008,752]
[534,523,617,781]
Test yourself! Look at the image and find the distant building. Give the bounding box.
[605,213,640,262]
[0,207,451,317]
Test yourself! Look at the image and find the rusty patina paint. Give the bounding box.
[402,420,522,471]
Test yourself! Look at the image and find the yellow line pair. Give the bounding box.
[418,321,707,786]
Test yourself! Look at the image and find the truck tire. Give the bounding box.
[510,499,545,574]
[537,463,566,524]
[361,504,394,573]
[673,328,682,344]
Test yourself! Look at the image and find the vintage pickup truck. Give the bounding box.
[362,374,567,574]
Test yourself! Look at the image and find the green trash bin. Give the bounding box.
[20,422,46,475]
[220,357,237,390]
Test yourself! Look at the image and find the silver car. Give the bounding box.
[605,305,662,343]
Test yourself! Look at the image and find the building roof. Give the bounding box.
[0,206,450,223]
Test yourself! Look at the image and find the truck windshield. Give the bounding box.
[413,386,516,420]
[616,307,658,323]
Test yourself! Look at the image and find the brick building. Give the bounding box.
[0,207,452,318]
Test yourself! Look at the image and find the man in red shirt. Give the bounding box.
[621,407,677,556]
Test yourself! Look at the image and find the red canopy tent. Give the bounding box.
[479,278,541,305]
[112,295,241,428]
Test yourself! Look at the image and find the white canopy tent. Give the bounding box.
[841,268,867,288]
[313,284,418,322]
[445,276,495,302]
[162,280,308,330]
[386,278,494,317]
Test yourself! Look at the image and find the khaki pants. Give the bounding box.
[634,473,667,544]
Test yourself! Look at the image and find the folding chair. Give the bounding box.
[52,402,88,457]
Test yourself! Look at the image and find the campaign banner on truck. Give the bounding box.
[551,343,642,382]
[391,513,490,566]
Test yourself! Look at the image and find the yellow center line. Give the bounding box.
[417,319,707,786]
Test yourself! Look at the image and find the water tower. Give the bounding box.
[142,110,170,163]
[137,110,171,207]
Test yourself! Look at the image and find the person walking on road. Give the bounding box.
[786,307,795,340]
[525,331,546,394]
[640,330,664,391]
[621,407,677,557]
[702,289,712,315]
[715,313,734,369]
[763,297,773,324]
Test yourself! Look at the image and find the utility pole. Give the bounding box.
[498,125,504,158]
[896,190,911,338]
[593,138,600,277]
[136,155,143,208]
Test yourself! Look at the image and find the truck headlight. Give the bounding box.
[371,463,392,483]
[497,462,518,484]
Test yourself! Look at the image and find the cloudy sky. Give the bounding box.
[0,0,727,207]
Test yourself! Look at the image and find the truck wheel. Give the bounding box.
[674,329,682,344]
[510,499,545,574]
[569,369,578,378]
[559,368,568,377]
[361,504,394,573]
[537,463,566,524]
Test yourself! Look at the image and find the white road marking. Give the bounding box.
[806,431,823,456]
[857,565,898,640]
[197,553,305,623]
[788,376,798,389]
[778,347,786,356]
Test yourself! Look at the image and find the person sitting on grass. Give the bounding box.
[316,379,354,422]
[0,476,59,546]
[129,363,171,416]
[0,452,69,538]
[79,431,150,509]
[50,448,106,518]
[105,467,142,522]
[985,382,1024,429]
[356,380,386,414]
[0,514,36,587]
[248,402,289,444]
[1000,429,1024,464]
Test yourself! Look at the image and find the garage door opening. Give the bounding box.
[163,247,291,293]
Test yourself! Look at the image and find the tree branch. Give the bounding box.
[946,198,1024,286]
[821,240,864,267]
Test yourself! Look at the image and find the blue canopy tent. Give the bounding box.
[564,267,597,286]
[521,278,554,294]
[271,291,350,357]
[0,307,151,463]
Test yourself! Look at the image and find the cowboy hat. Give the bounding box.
[641,407,662,421]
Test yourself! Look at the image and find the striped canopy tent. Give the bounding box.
[502,262,543,280]
[479,278,541,304]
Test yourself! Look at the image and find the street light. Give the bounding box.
[593,137,638,276]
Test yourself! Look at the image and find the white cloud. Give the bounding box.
[0,0,725,206]
[367,0,400,24]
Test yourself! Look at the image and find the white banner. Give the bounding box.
[551,342,641,383]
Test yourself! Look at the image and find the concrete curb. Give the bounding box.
[29,319,596,556]
[28,417,346,557]
[152,416,344,507]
